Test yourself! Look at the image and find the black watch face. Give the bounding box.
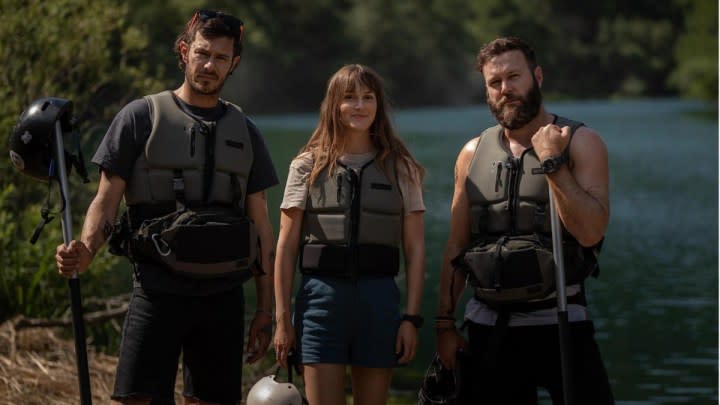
[543,159,557,173]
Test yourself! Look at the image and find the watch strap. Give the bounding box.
[401,313,424,328]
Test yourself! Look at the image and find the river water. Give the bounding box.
[254,99,718,404]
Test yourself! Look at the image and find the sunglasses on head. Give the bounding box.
[196,9,244,41]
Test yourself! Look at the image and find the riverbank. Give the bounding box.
[0,320,275,404]
[0,320,418,404]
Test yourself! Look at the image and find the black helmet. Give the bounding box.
[9,97,74,181]
[418,354,458,404]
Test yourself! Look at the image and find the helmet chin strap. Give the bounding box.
[30,158,70,244]
[30,178,58,244]
[30,116,89,245]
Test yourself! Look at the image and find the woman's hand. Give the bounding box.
[395,320,418,364]
[273,314,296,368]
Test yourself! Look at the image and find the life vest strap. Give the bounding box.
[476,290,587,312]
[300,243,399,278]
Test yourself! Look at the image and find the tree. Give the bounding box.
[347,0,475,106]
[668,0,718,101]
[0,0,166,320]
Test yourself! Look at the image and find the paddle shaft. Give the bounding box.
[54,122,93,405]
[548,189,573,405]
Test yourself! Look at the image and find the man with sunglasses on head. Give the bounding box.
[55,10,278,405]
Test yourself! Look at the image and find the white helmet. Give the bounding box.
[246,374,303,405]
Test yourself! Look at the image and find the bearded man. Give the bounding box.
[434,36,614,404]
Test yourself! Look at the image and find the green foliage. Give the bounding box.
[668,0,718,101]
[346,0,474,105]
[0,0,166,321]
[596,16,675,97]
[466,0,689,99]
[0,0,716,354]
[0,183,122,320]
[118,0,718,113]
[0,185,65,319]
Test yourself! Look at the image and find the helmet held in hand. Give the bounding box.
[418,354,458,404]
[246,374,303,405]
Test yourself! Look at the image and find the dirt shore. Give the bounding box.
[0,321,273,404]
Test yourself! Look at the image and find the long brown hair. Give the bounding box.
[301,64,425,186]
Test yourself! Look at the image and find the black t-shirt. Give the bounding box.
[92,94,279,295]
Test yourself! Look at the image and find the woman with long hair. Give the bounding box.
[273,64,426,405]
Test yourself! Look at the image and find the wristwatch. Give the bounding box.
[537,155,567,174]
[401,314,424,329]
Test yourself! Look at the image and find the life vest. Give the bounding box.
[125,90,253,207]
[457,115,599,305]
[113,91,258,279]
[300,157,403,277]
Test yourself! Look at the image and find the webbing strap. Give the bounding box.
[172,169,186,212]
[477,290,587,312]
[202,122,216,202]
[230,174,243,211]
[480,310,511,370]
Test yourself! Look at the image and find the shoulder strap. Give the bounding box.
[552,115,584,162]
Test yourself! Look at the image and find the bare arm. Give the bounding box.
[244,190,276,363]
[434,139,476,369]
[402,211,425,316]
[56,171,125,275]
[274,208,303,322]
[273,207,303,367]
[532,125,610,246]
[436,139,476,318]
[246,190,275,313]
[395,210,426,364]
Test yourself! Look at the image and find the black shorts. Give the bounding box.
[457,320,614,405]
[111,286,245,404]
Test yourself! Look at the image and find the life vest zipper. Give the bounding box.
[507,157,520,235]
[348,168,361,277]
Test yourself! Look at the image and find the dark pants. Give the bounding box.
[457,320,614,405]
[112,286,245,404]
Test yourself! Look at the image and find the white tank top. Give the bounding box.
[464,284,589,326]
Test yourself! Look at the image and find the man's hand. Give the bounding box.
[436,327,468,370]
[246,311,272,364]
[531,124,570,161]
[55,240,93,277]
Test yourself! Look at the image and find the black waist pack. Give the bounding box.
[453,235,597,305]
[132,208,259,279]
[453,235,555,304]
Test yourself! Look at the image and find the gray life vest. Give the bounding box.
[125,90,253,206]
[456,115,600,306]
[300,157,403,277]
[116,90,258,279]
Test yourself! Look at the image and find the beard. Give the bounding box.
[487,77,543,130]
[186,69,226,96]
